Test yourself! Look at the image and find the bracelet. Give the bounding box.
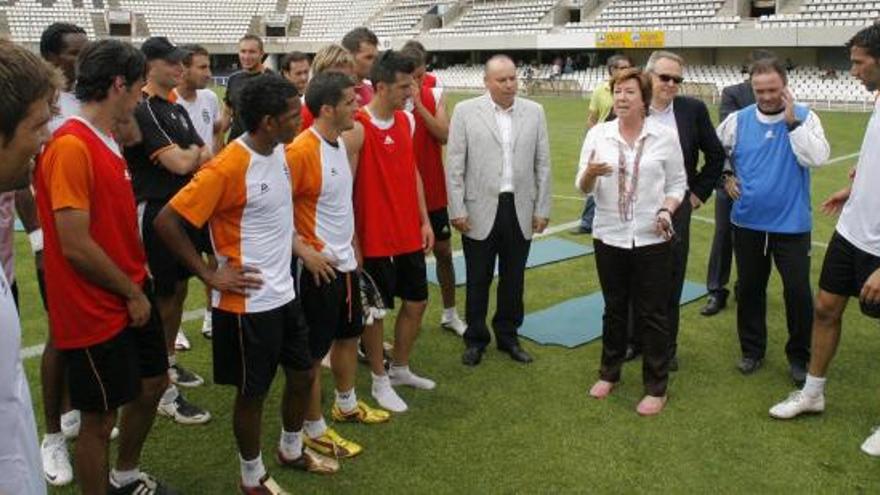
[28,229,43,253]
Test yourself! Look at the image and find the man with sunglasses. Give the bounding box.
[573,54,632,236]
[636,50,724,371]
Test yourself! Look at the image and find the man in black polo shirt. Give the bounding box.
[124,37,211,425]
[225,34,272,143]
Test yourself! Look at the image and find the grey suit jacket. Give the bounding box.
[445,94,552,241]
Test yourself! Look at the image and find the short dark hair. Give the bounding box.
[39,22,86,59]
[606,54,633,75]
[399,44,425,68]
[238,73,299,133]
[280,51,309,73]
[305,71,355,118]
[401,40,427,56]
[75,39,146,103]
[749,57,788,85]
[610,68,652,114]
[179,43,209,67]
[239,34,264,52]
[369,50,415,88]
[0,40,62,139]
[847,23,880,60]
[341,27,378,54]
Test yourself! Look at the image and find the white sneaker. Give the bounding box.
[769,390,825,419]
[441,313,467,336]
[174,330,191,351]
[41,436,73,486]
[372,380,408,413]
[60,409,119,440]
[861,427,880,456]
[389,367,436,390]
[201,310,212,339]
[60,410,80,440]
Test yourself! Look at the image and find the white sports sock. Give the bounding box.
[279,429,303,459]
[390,364,410,376]
[167,353,178,367]
[335,388,357,413]
[160,384,179,406]
[442,307,457,321]
[239,453,266,488]
[203,308,212,322]
[372,372,390,386]
[110,468,140,487]
[803,374,827,398]
[43,432,64,446]
[303,418,327,439]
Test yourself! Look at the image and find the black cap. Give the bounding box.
[141,37,186,63]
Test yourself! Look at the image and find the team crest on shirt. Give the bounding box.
[260,183,270,194]
[330,168,338,176]
[0,275,7,297]
[765,129,775,140]
[383,135,395,145]
[202,109,211,125]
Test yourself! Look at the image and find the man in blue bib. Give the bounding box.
[719,57,830,384]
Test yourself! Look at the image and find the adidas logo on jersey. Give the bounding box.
[765,130,775,139]
[384,135,395,145]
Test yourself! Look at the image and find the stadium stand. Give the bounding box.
[0,0,875,107]
[431,63,874,105]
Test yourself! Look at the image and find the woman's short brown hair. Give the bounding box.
[610,67,652,115]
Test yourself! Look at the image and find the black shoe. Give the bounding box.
[462,347,483,366]
[624,346,641,362]
[790,362,807,386]
[109,473,179,495]
[669,356,679,372]
[500,344,533,363]
[569,227,591,235]
[700,293,727,316]
[737,357,764,375]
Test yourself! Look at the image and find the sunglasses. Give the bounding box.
[657,73,684,84]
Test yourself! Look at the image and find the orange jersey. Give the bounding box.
[170,139,295,314]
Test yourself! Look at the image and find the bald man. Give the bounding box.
[446,55,552,366]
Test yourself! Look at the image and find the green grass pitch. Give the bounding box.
[12,93,880,493]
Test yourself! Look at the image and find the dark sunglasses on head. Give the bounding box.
[658,73,684,84]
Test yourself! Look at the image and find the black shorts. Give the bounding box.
[212,299,312,398]
[429,208,452,242]
[64,292,168,412]
[819,231,880,314]
[139,200,213,296]
[298,267,364,360]
[362,251,428,309]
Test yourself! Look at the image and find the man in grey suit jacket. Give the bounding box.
[446,55,552,366]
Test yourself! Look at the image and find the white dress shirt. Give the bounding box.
[649,100,678,139]
[575,118,687,249]
[494,101,515,193]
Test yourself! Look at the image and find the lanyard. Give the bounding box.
[617,138,646,222]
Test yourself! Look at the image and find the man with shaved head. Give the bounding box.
[447,55,552,366]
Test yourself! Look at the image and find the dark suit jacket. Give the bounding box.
[672,95,725,203]
[719,81,755,122]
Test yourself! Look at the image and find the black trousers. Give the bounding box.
[627,197,691,359]
[462,194,531,351]
[706,186,734,297]
[595,239,672,397]
[732,226,812,366]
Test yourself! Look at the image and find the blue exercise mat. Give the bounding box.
[426,237,594,286]
[520,281,709,348]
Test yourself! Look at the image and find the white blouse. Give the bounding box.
[575,118,687,249]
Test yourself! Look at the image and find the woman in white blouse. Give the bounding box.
[575,68,687,416]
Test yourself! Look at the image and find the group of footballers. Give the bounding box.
[6,22,463,495]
